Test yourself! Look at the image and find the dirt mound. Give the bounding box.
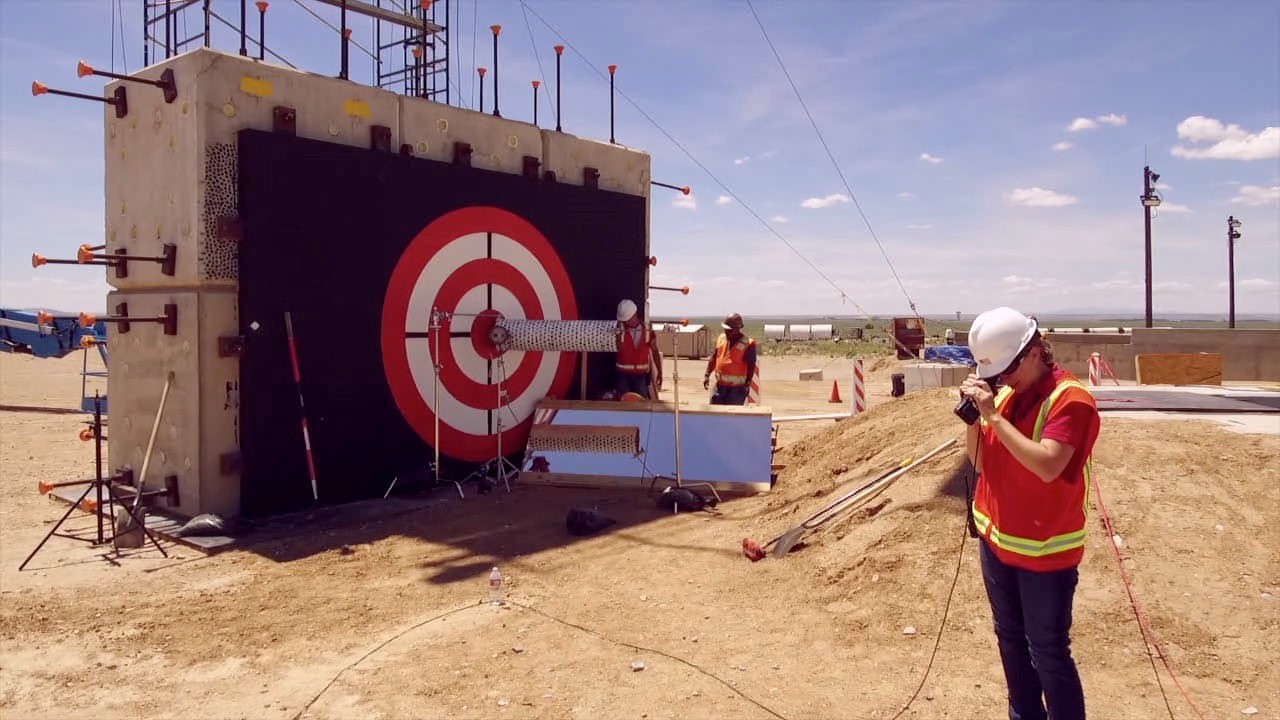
[770,387,967,507]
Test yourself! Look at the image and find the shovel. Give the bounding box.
[766,438,958,558]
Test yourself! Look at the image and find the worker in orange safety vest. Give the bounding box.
[703,312,757,405]
[614,299,662,400]
[958,306,1100,720]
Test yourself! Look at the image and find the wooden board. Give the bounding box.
[1134,353,1223,386]
[519,471,772,496]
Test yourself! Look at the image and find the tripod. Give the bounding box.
[464,353,521,494]
[653,326,721,507]
[19,393,168,571]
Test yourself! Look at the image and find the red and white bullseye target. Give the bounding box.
[381,206,579,462]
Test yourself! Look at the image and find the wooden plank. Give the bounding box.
[535,397,772,417]
[1134,353,1223,386]
[519,471,771,496]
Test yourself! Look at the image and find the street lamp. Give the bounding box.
[1228,216,1242,328]
[1140,166,1162,328]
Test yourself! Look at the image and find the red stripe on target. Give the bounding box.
[381,206,579,463]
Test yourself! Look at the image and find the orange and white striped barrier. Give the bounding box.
[748,364,761,404]
[851,357,866,414]
[1088,352,1120,386]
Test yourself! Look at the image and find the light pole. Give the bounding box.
[1228,216,1242,328]
[1140,166,1162,328]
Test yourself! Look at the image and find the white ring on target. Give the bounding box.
[401,231,567,437]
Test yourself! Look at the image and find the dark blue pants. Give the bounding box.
[710,384,748,405]
[614,372,652,399]
[979,539,1085,720]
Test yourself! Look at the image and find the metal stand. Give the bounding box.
[462,354,521,494]
[430,307,463,499]
[655,326,720,508]
[19,394,168,570]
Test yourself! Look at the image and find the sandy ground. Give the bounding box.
[1,350,1278,720]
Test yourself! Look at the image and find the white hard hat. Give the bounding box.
[616,299,638,322]
[968,306,1038,379]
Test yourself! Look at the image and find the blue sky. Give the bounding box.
[2,0,1277,318]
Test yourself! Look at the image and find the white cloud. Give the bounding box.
[1002,275,1033,285]
[1052,141,1074,152]
[770,215,789,224]
[672,194,697,210]
[1158,202,1192,213]
[801,193,851,209]
[905,224,933,230]
[734,156,751,165]
[1240,278,1277,290]
[1005,187,1080,208]
[897,191,916,199]
[1067,113,1126,132]
[1232,185,1280,206]
[920,152,943,164]
[1171,116,1280,160]
[715,195,733,205]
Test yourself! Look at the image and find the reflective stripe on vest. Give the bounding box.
[971,379,1094,558]
[714,335,753,386]
[616,327,652,374]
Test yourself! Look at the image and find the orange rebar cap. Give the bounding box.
[31,253,47,267]
[553,45,564,55]
[490,25,502,35]
[77,61,94,78]
[79,427,95,441]
[256,1,269,11]
[31,81,48,96]
[77,244,96,263]
[79,312,97,328]
[37,311,54,325]
[531,80,541,88]
[477,67,487,76]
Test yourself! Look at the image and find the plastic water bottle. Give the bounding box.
[488,566,503,605]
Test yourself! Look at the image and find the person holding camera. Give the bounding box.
[957,306,1100,720]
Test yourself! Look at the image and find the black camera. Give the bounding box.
[954,377,1002,426]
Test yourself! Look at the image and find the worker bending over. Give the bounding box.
[703,313,756,405]
[614,299,662,400]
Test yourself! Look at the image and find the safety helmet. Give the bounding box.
[968,307,1038,379]
[616,299,638,322]
[722,312,744,330]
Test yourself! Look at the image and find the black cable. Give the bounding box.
[519,0,553,118]
[516,1,878,320]
[744,0,921,319]
[292,599,789,720]
[888,506,968,720]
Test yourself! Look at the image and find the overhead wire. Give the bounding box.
[519,0,553,118]
[744,0,922,320]
[517,1,876,320]
[517,1,919,357]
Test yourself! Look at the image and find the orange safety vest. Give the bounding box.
[971,373,1098,572]
[615,326,653,375]
[713,333,756,387]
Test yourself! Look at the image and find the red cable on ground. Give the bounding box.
[1092,475,1208,720]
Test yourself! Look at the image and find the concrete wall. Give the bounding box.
[97,47,651,519]
[961,329,1280,382]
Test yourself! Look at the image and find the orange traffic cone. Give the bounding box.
[829,380,842,403]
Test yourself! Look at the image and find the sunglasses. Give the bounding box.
[994,343,1034,381]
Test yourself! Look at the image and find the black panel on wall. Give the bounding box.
[236,129,646,518]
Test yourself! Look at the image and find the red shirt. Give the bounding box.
[974,366,1100,571]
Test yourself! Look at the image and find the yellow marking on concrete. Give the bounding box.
[343,99,371,118]
[239,76,273,97]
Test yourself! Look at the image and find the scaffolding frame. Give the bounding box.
[140,0,449,102]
